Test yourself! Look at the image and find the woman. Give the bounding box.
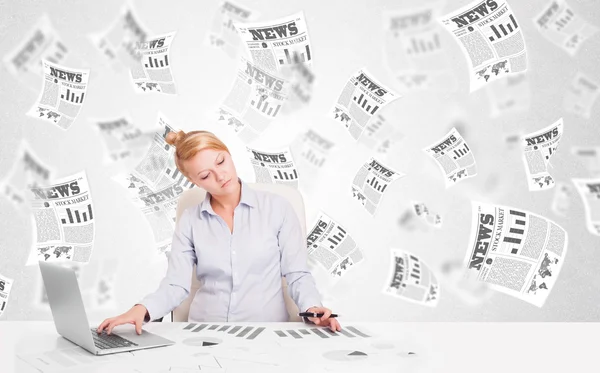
[97,130,340,335]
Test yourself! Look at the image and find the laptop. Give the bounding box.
[39,261,175,355]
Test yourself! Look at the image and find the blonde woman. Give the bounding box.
[97,130,340,335]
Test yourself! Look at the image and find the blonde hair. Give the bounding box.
[165,130,230,177]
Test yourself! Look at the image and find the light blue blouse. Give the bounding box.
[139,177,323,322]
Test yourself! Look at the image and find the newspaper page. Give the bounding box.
[205,0,258,58]
[279,52,315,114]
[233,11,313,74]
[217,57,290,143]
[563,72,599,119]
[440,259,493,305]
[88,3,152,70]
[306,212,365,281]
[90,258,119,310]
[521,118,563,191]
[26,59,90,130]
[423,127,477,187]
[486,72,530,117]
[412,201,443,228]
[351,157,405,216]
[295,129,335,171]
[130,31,177,94]
[571,146,600,175]
[330,68,400,140]
[3,14,70,90]
[383,5,457,92]
[89,115,155,164]
[572,178,600,236]
[534,0,598,56]
[440,0,528,92]
[382,249,439,307]
[0,273,14,317]
[247,147,299,188]
[112,113,195,256]
[551,182,574,217]
[26,170,95,266]
[464,201,568,307]
[358,114,404,159]
[0,141,54,209]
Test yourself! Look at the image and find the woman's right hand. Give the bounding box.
[96,304,148,335]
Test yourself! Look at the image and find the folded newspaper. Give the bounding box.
[382,249,439,307]
[26,170,96,265]
[521,118,563,191]
[130,31,177,94]
[246,146,299,188]
[423,127,477,187]
[351,157,405,216]
[307,213,365,281]
[205,0,258,58]
[563,72,599,119]
[26,59,90,130]
[90,115,155,164]
[0,274,14,318]
[464,202,568,307]
[572,178,600,236]
[440,0,527,92]
[330,68,400,140]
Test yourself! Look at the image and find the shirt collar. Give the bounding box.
[200,177,256,216]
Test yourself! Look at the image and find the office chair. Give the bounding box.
[169,182,306,322]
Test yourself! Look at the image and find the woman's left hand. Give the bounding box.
[305,306,342,332]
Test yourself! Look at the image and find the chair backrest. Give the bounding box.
[171,182,305,322]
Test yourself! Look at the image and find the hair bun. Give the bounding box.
[165,130,186,147]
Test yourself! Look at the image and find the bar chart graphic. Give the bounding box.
[274,326,370,339]
[327,225,346,250]
[301,148,325,167]
[452,143,470,159]
[488,14,519,42]
[504,210,526,254]
[554,8,574,32]
[60,204,93,225]
[406,33,441,55]
[61,89,85,104]
[182,323,266,340]
[144,54,169,68]
[352,93,380,115]
[165,167,194,188]
[278,44,312,65]
[367,176,387,192]
[250,95,281,117]
[272,168,298,181]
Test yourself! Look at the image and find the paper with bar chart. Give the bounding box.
[307,212,365,281]
[234,11,313,73]
[24,170,95,265]
[521,118,563,191]
[90,115,156,164]
[351,157,404,216]
[112,113,195,256]
[330,68,399,141]
[572,178,600,236]
[464,202,568,307]
[440,0,527,92]
[205,0,258,58]
[534,0,598,56]
[296,129,335,171]
[382,249,439,307]
[130,31,177,94]
[423,127,477,188]
[217,57,290,143]
[358,114,403,160]
[26,59,90,130]
[272,325,372,341]
[0,272,14,318]
[3,14,70,91]
[247,146,299,188]
[563,72,599,119]
[383,5,456,93]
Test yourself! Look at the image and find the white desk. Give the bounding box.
[0,321,594,372]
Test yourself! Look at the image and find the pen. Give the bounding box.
[298,312,339,318]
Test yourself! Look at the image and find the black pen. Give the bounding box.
[298,312,339,318]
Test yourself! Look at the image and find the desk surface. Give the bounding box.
[0,321,594,373]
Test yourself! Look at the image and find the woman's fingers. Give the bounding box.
[96,318,112,333]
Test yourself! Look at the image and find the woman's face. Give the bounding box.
[184,148,238,196]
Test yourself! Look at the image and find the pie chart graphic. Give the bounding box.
[323,350,368,362]
[182,336,222,347]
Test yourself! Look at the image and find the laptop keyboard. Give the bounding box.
[91,328,139,350]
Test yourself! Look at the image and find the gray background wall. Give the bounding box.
[1,0,599,323]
